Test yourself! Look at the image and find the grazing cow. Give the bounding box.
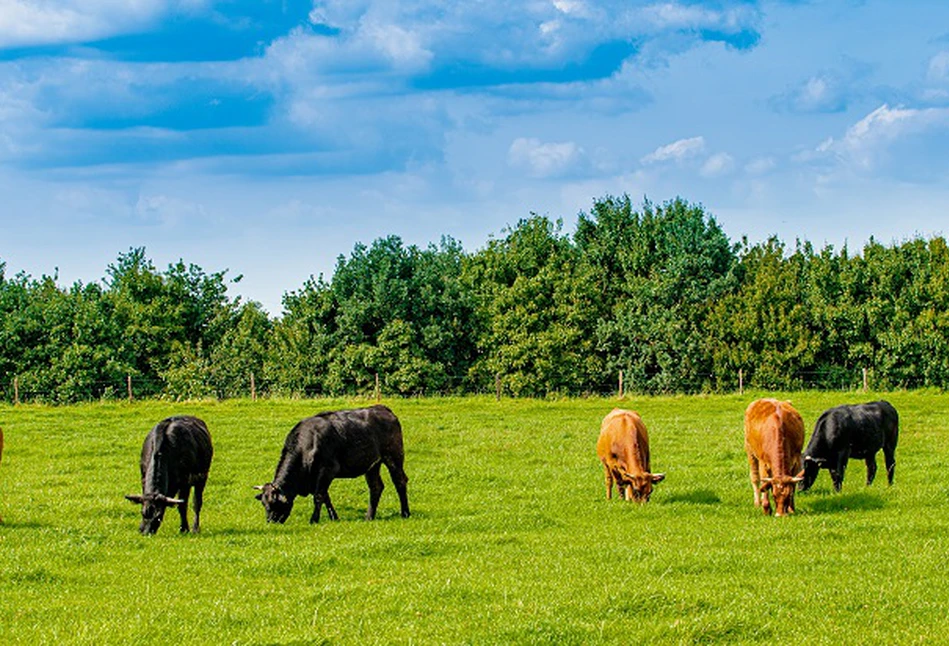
[596,409,665,503]
[744,399,804,516]
[798,400,899,492]
[254,405,410,524]
[125,416,213,535]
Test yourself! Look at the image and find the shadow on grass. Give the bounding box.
[661,488,722,505]
[0,520,48,530]
[802,491,885,514]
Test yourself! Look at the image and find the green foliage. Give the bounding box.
[267,236,477,396]
[5,194,949,400]
[463,215,598,396]
[578,197,739,393]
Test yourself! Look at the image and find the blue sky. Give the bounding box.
[2,0,949,315]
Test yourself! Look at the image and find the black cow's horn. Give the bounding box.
[125,494,144,504]
[252,485,266,491]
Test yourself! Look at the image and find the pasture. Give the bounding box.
[0,392,947,645]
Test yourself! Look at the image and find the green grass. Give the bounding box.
[1,391,947,645]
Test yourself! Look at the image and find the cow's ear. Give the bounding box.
[255,493,263,501]
[125,494,144,504]
[651,473,666,483]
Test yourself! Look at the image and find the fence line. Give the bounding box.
[4,365,921,405]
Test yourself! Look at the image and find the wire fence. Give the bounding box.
[2,366,933,405]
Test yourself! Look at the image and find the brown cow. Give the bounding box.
[596,409,665,502]
[744,398,804,516]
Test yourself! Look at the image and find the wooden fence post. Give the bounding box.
[739,369,744,395]
[863,367,868,393]
[13,376,19,406]
[618,370,624,399]
[374,373,381,402]
[127,374,133,403]
[250,372,257,401]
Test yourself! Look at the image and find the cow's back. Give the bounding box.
[597,409,650,473]
[295,405,404,480]
[142,416,212,491]
[745,399,804,473]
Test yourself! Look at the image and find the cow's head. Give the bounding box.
[620,470,665,503]
[125,493,184,534]
[797,456,822,491]
[759,475,804,517]
[253,483,294,523]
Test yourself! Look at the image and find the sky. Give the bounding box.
[2,0,949,315]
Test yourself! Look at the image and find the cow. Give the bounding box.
[798,400,899,492]
[125,416,213,535]
[744,398,804,517]
[596,409,665,503]
[254,405,410,524]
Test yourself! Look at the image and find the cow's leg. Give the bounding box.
[364,464,385,520]
[384,456,411,518]
[311,489,338,523]
[884,448,896,485]
[603,466,614,500]
[865,455,878,486]
[176,487,192,533]
[191,480,206,533]
[830,450,849,492]
[747,454,762,507]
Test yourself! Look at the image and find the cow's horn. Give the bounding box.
[791,475,805,483]
[651,473,666,483]
[760,477,773,483]
[160,495,185,506]
[252,485,266,491]
[125,494,144,504]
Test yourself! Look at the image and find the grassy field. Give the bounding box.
[0,391,947,645]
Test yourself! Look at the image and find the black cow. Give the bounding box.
[125,416,213,534]
[254,405,410,524]
[798,400,899,492]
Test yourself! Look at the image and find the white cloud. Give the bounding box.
[744,157,775,175]
[641,136,705,164]
[639,2,756,32]
[508,137,585,178]
[817,103,949,170]
[928,51,949,84]
[700,152,734,177]
[0,1,204,48]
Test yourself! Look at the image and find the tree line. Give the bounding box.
[3,195,949,402]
